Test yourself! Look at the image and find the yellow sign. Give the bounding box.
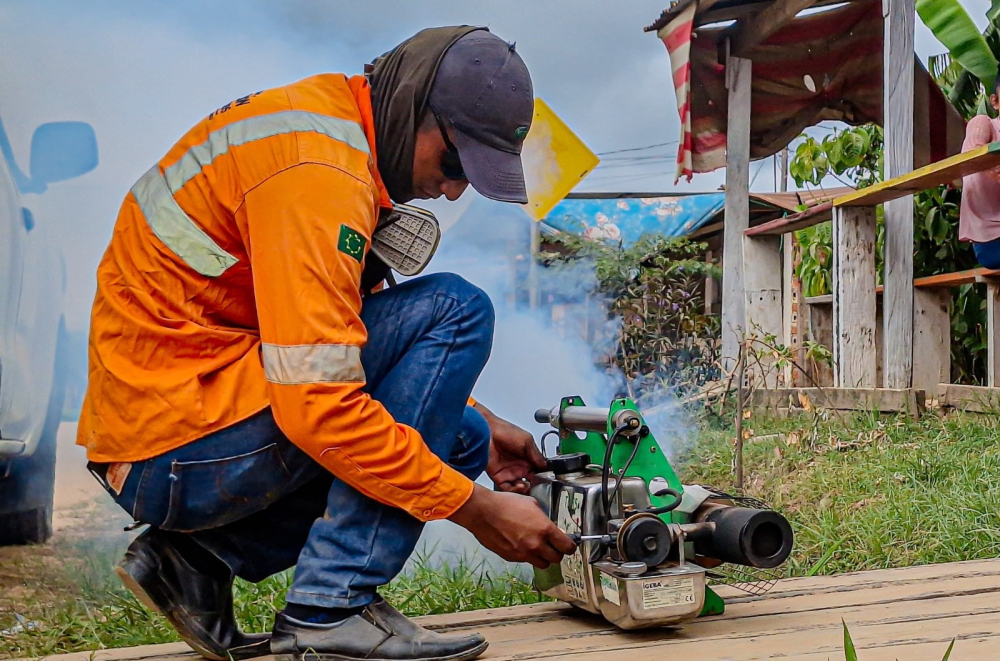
[520,98,600,222]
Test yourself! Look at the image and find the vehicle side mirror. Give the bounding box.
[28,121,98,193]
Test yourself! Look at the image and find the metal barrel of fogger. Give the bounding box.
[534,406,609,432]
[534,406,641,433]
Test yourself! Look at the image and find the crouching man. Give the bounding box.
[80,26,574,661]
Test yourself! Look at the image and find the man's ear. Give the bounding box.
[992,93,1000,111]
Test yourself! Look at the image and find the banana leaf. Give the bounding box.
[917,0,997,90]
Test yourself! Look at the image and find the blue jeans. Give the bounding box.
[974,237,1000,269]
[97,273,495,608]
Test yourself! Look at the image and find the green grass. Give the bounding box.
[677,408,1000,577]
[1,545,544,659]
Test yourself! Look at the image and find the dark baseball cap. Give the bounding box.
[428,30,533,204]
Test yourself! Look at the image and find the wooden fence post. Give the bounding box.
[721,52,752,375]
[987,282,1000,388]
[833,206,878,387]
[743,234,783,387]
[882,0,915,388]
[912,288,950,397]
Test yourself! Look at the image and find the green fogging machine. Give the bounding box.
[531,397,793,629]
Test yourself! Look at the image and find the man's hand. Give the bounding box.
[449,484,576,568]
[475,403,547,494]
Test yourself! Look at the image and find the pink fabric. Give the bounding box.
[960,115,1000,243]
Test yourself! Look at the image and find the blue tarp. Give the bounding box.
[541,194,726,247]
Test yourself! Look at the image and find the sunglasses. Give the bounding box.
[430,108,466,181]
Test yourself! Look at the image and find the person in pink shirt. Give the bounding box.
[961,70,1000,268]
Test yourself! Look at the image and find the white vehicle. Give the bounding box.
[0,113,97,545]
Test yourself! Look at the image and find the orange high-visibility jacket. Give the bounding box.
[77,74,473,522]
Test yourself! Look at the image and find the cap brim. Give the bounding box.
[453,129,528,204]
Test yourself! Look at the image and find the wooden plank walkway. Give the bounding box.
[32,559,1000,661]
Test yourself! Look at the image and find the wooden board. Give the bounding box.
[743,201,834,236]
[912,289,950,398]
[721,54,752,373]
[989,282,1000,388]
[743,234,783,387]
[832,206,877,388]
[914,267,1000,289]
[939,384,1000,412]
[750,387,924,415]
[881,0,915,391]
[731,0,819,56]
[833,142,1000,208]
[38,559,1000,661]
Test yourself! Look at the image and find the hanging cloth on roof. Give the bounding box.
[655,0,966,182]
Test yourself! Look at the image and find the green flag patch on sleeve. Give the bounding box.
[337,224,367,263]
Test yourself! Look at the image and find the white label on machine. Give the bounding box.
[641,576,696,609]
[599,572,621,606]
[556,491,587,602]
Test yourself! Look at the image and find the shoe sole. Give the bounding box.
[116,564,229,661]
[273,640,489,661]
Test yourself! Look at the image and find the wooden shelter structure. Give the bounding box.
[646,0,978,408]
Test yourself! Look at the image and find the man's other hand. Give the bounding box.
[449,484,576,568]
[475,404,547,494]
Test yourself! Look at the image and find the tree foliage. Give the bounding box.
[540,235,721,400]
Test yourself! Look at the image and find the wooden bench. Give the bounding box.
[743,141,1000,399]
[835,142,1000,208]
[802,268,1000,397]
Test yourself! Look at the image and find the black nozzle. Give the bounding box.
[534,408,552,424]
[695,507,793,569]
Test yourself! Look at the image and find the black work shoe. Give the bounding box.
[116,527,271,660]
[271,597,488,661]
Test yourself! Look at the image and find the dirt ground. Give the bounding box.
[0,423,133,635]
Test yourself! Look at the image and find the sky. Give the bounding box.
[0,0,991,330]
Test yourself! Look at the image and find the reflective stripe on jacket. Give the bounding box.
[77,74,473,522]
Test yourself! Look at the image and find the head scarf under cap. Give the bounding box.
[367,25,483,203]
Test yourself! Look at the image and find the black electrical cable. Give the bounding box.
[600,424,631,525]
[604,432,645,522]
[644,488,683,515]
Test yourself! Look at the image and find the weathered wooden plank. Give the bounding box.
[940,384,1000,413]
[914,266,1000,288]
[704,249,716,315]
[475,590,1000,659]
[989,281,1000,388]
[750,387,924,414]
[479,594,1000,657]
[731,0,819,56]
[834,143,1000,208]
[743,201,834,236]
[743,234,783,387]
[881,0,916,390]
[35,560,1000,661]
[721,53,752,374]
[804,296,834,385]
[912,288,950,398]
[509,614,1000,661]
[782,234,795,386]
[833,206,878,387]
[804,283,886,307]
